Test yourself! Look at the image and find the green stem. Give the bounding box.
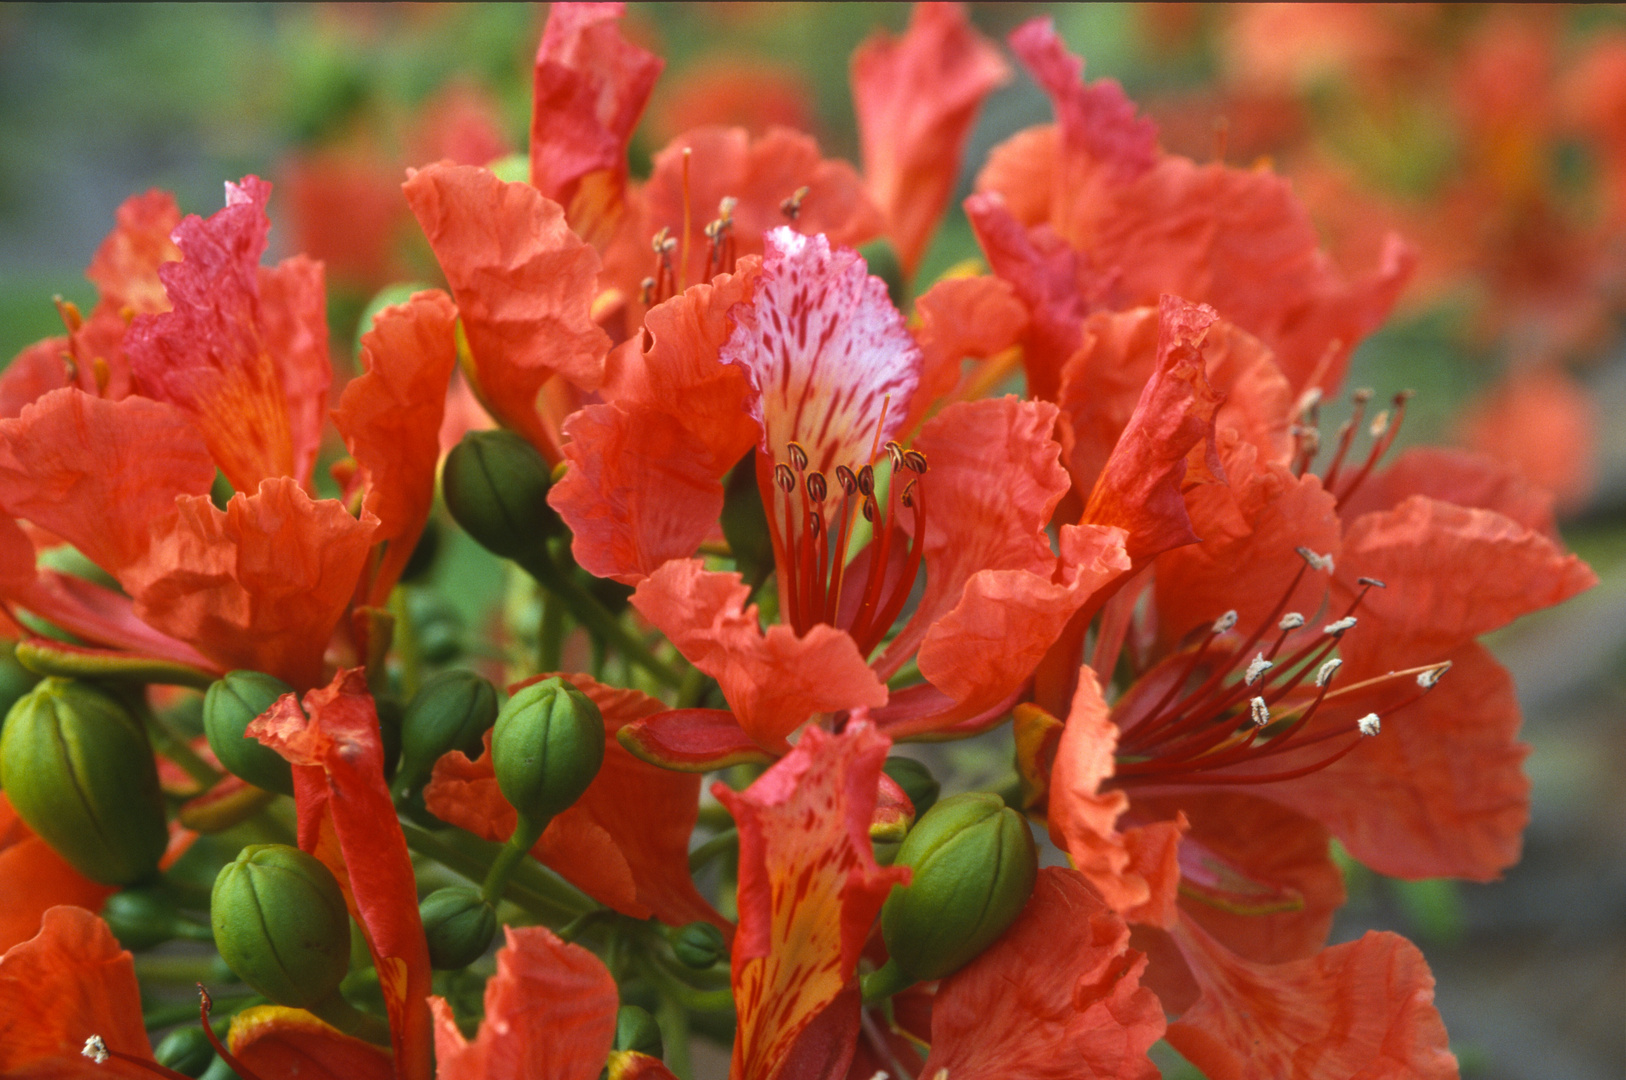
[860,958,915,1005]
[636,955,735,1012]
[311,991,393,1046]
[538,585,564,673]
[687,828,738,872]
[480,829,535,907]
[676,664,711,709]
[131,696,220,789]
[389,586,423,701]
[656,996,693,1080]
[518,550,682,688]
[400,822,592,924]
[143,994,262,1030]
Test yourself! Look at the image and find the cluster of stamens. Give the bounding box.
[762,438,928,658]
[1291,386,1414,506]
[1112,547,1449,787]
[640,176,811,307]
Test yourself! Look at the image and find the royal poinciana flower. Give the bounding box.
[0,178,457,690]
[1017,296,1597,1078]
[549,226,1128,767]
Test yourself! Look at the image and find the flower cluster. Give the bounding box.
[0,6,1596,1080]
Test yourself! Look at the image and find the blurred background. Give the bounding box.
[1,5,1622,1078]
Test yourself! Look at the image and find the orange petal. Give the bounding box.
[1339,446,1556,538]
[0,338,71,420]
[921,868,1165,1080]
[1456,366,1596,513]
[906,274,1028,432]
[631,560,887,752]
[431,926,617,1080]
[0,795,117,954]
[715,723,906,1080]
[126,479,376,690]
[1167,919,1457,1080]
[85,189,181,318]
[403,163,609,461]
[332,289,460,603]
[617,709,775,773]
[229,1006,393,1080]
[852,2,1010,278]
[0,906,149,1079]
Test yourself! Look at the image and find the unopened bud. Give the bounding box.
[153,1027,215,1078]
[0,679,167,885]
[210,844,351,1009]
[203,671,296,796]
[101,888,197,951]
[419,886,497,969]
[398,670,499,792]
[491,677,605,824]
[882,756,940,818]
[880,792,1037,983]
[442,430,562,561]
[670,920,727,969]
[615,1005,664,1058]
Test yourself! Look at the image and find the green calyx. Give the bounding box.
[397,669,499,794]
[203,671,296,796]
[442,429,562,561]
[0,678,168,885]
[670,920,728,969]
[419,886,497,969]
[210,844,352,1010]
[882,756,941,818]
[490,676,605,825]
[876,792,1037,987]
[615,1005,664,1058]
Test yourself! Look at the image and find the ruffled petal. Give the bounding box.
[0,388,214,577]
[1167,919,1457,1080]
[125,478,377,690]
[84,189,181,318]
[403,163,609,461]
[332,290,460,604]
[631,560,886,752]
[1339,446,1556,538]
[229,1006,393,1080]
[906,274,1028,433]
[126,176,332,492]
[530,1,662,250]
[431,926,617,1080]
[715,723,906,1080]
[0,906,149,1079]
[0,338,71,420]
[851,2,1009,277]
[921,868,1164,1080]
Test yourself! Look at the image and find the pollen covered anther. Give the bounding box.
[82,1037,109,1065]
[1245,653,1273,685]
[1296,546,1335,573]
[1417,662,1450,689]
[1278,612,1305,631]
[1323,616,1358,636]
[1357,713,1381,737]
[1213,610,1239,634]
[1315,658,1343,687]
[1249,696,1270,727]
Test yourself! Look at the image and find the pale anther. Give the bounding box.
[82,1036,109,1065]
[1213,610,1238,634]
[1296,546,1336,573]
[1249,696,1270,727]
[1315,658,1342,687]
[1323,616,1357,635]
[1278,612,1305,631]
[1357,576,1386,589]
[1245,653,1273,685]
[1295,386,1323,416]
[1368,410,1390,438]
[1417,662,1450,689]
[1357,713,1381,737]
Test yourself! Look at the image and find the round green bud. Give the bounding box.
[398,670,499,790]
[203,671,296,796]
[880,792,1038,983]
[490,677,604,824]
[670,920,728,969]
[0,679,167,885]
[883,756,940,818]
[419,886,497,969]
[442,430,562,561]
[154,1026,215,1078]
[615,1005,664,1058]
[102,888,188,950]
[211,844,352,1009]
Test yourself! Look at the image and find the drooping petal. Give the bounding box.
[126,176,332,492]
[0,906,150,1080]
[403,163,610,462]
[0,388,214,577]
[229,1007,393,1080]
[0,796,116,954]
[921,868,1164,1080]
[714,723,907,1080]
[552,263,761,584]
[644,127,883,293]
[1081,295,1224,564]
[906,275,1029,435]
[722,228,919,476]
[1049,667,1184,926]
[332,289,460,604]
[631,560,887,753]
[431,926,618,1080]
[530,1,663,250]
[1166,919,1458,1080]
[851,2,1010,278]
[247,669,433,1080]
[124,478,377,690]
[425,674,727,930]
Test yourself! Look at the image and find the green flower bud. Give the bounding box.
[0,679,167,885]
[398,669,499,791]
[203,671,296,796]
[882,756,940,818]
[102,888,196,950]
[491,677,604,824]
[442,430,562,561]
[154,1026,215,1078]
[210,844,351,1009]
[670,920,727,969]
[419,886,497,969]
[615,1005,664,1058]
[880,792,1037,983]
